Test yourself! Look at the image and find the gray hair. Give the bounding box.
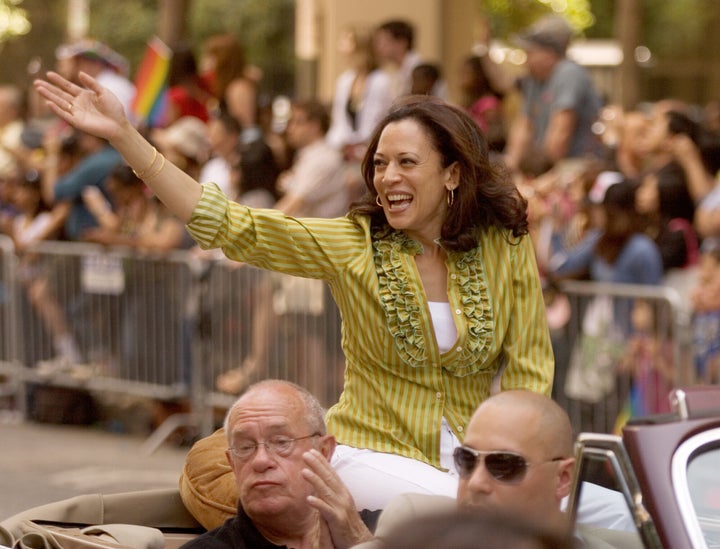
[223,379,327,445]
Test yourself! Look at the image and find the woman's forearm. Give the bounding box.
[109,121,203,223]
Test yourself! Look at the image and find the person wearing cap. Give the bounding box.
[504,15,603,171]
[55,39,136,118]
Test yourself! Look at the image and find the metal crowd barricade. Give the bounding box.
[5,240,200,434]
[552,280,695,435]
[0,235,24,421]
[196,260,345,430]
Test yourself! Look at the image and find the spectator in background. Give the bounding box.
[40,129,121,242]
[10,169,79,366]
[373,19,447,100]
[640,105,716,205]
[690,238,720,384]
[505,15,602,171]
[457,55,506,153]
[231,126,280,208]
[410,63,442,96]
[81,164,188,252]
[166,43,213,125]
[215,100,345,401]
[200,33,259,132]
[635,154,700,273]
[55,39,136,118]
[199,108,241,197]
[326,26,392,165]
[605,109,650,179]
[0,85,25,179]
[152,116,211,181]
[548,175,663,288]
[0,167,19,235]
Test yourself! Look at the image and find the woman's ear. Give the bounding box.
[445,161,460,190]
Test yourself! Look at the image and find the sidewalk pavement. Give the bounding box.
[0,418,190,521]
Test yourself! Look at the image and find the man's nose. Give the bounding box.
[466,462,494,494]
[249,443,276,470]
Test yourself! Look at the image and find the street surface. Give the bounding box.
[0,416,188,520]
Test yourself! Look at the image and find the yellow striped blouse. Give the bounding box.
[187,183,554,468]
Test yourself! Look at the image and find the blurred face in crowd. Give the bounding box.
[284,107,319,150]
[524,45,558,81]
[640,111,671,155]
[373,29,406,64]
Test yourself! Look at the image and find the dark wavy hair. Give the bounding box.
[349,95,528,252]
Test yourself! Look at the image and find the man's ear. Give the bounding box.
[556,457,576,501]
[318,434,337,461]
[225,449,237,474]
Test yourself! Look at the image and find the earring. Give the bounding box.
[376,195,383,207]
[447,188,455,207]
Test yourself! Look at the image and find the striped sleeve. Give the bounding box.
[186,182,366,279]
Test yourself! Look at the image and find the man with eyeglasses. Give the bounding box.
[180,380,378,548]
[354,391,642,548]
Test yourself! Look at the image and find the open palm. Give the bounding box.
[34,71,129,141]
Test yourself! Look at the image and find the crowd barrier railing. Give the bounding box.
[0,235,24,421]
[0,240,347,448]
[552,279,697,434]
[0,238,710,445]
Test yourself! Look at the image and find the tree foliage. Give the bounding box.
[86,0,295,98]
[480,0,595,39]
[0,0,30,44]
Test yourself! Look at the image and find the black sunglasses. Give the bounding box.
[453,446,564,483]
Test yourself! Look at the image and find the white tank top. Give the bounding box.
[427,301,458,353]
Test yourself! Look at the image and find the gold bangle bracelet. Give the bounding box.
[132,147,158,179]
[143,153,166,180]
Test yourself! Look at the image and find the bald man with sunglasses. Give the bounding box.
[355,391,642,549]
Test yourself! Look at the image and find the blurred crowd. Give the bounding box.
[1,15,720,408]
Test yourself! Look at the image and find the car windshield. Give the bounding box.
[687,443,720,547]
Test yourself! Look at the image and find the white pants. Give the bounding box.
[331,418,461,511]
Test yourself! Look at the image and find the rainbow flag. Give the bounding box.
[131,36,172,128]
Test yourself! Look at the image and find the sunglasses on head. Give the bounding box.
[453,446,564,483]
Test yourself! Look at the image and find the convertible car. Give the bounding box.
[2,385,719,549]
[568,385,720,548]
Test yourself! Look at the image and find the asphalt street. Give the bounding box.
[0,415,189,521]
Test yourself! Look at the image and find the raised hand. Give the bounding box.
[34,71,129,142]
[301,449,373,549]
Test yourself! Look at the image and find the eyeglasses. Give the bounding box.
[229,433,321,460]
[453,446,564,483]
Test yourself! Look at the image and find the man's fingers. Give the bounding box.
[302,449,339,485]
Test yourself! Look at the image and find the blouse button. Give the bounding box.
[456,347,462,353]
[455,309,461,315]
[436,392,443,399]
[457,425,464,433]
[450,274,457,280]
